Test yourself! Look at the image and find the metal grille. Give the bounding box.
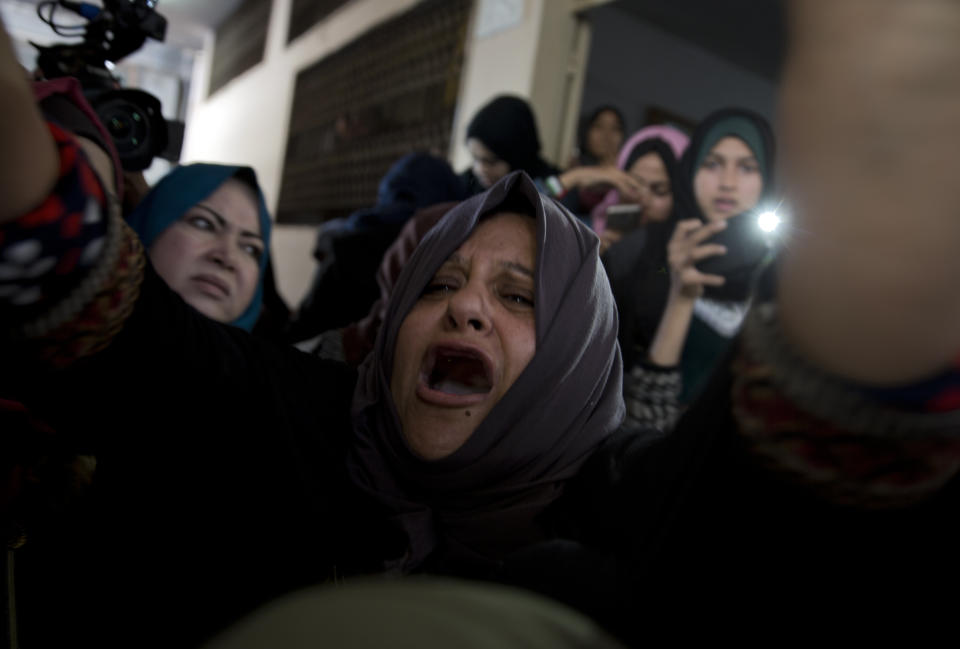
[208,0,271,97]
[276,0,473,225]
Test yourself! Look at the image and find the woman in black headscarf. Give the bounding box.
[461,95,559,195]
[574,105,626,168]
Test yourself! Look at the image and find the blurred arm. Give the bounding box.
[778,0,960,384]
[0,19,58,223]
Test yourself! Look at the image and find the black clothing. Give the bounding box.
[7,265,374,648]
[286,222,405,341]
[603,220,675,371]
[251,257,292,340]
[504,339,960,641]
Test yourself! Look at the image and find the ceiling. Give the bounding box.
[0,0,231,80]
[606,0,787,81]
[156,0,246,29]
[6,1,788,80]
[1,0,245,47]
[160,0,788,82]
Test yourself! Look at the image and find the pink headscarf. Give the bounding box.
[590,125,689,234]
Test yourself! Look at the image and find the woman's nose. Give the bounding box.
[445,283,491,333]
[720,164,738,189]
[207,236,236,271]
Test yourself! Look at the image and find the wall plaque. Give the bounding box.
[277,0,473,225]
[209,0,272,97]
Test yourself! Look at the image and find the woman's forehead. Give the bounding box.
[707,136,755,158]
[629,151,668,178]
[459,211,535,252]
[197,178,261,234]
[593,109,622,127]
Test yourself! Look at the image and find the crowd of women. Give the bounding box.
[4,0,960,646]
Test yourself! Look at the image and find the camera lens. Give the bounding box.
[90,88,167,171]
[93,93,157,169]
[100,101,149,151]
[108,114,131,138]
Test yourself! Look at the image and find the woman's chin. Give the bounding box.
[399,405,487,461]
[185,295,234,324]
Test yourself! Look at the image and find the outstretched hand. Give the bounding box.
[666,219,727,300]
[560,165,644,202]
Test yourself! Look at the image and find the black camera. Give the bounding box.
[31,1,181,171]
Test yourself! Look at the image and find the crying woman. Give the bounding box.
[346,170,624,574]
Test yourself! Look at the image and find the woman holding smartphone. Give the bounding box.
[591,126,689,256]
[599,126,690,371]
[621,108,776,431]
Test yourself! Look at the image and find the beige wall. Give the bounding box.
[448,0,545,171]
[182,0,593,307]
[451,0,607,171]
[529,0,588,166]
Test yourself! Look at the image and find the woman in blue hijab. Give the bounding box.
[127,164,272,331]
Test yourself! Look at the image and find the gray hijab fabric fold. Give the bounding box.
[349,171,624,572]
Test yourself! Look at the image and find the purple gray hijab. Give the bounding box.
[349,171,624,572]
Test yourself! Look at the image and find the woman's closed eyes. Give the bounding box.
[422,266,534,311]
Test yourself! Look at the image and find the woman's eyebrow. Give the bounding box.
[500,260,534,278]
[705,152,758,165]
[194,204,262,240]
[444,253,468,269]
[445,253,532,278]
[238,229,264,241]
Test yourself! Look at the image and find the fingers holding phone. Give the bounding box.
[600,204,644,255]
[667,219,727,299]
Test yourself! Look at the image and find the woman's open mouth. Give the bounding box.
[713,198,738,213]
[416,344,494,407]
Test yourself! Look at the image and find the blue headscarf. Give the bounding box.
[345,153,465,231]
[127,163,272,331]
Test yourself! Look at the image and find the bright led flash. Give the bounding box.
[757,211,780,233]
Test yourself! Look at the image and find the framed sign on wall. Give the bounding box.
[277,0,473,225]
[209,0,271,97]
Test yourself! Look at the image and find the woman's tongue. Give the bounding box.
[430,355,491,396]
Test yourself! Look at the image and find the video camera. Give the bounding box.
[31,0,182,171]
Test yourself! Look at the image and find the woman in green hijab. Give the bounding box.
[621,108,777,432]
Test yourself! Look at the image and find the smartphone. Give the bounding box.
[697,212,769,278]
[605,204,643,233]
